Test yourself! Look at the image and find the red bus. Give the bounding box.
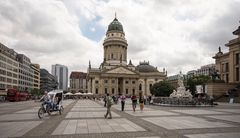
[7,89,29,102]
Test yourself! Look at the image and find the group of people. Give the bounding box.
[104,92,150,119]
[40,91,60,110]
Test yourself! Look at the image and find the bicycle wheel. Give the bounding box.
[38,108,45,119]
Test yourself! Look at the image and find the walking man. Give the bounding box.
[104,93,113,119]
[120,94,126,111]
[131,92,137,112]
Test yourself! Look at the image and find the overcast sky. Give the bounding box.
[0,0,240,76]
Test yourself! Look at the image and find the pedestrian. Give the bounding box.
[139,92,144,111]
[120,93,126,111]
[148,95,152,104]
[104,93,113,119]
[131,92,137,112]
[103,95,107,107]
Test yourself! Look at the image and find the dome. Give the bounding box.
[136,62,159,73]
[107,18,124,33]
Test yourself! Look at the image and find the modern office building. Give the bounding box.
[31,64,40,90]
[51,64,68,91]
[17,54,34,92]
[40,69,58,92]
[0,43,19,90]
[70,72,87,93]
[195,64,216,76]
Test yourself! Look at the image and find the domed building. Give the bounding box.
[87,16,166,96]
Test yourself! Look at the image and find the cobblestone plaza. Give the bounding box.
[0,99,240,138]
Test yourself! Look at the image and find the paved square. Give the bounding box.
[213,109,240,114]
[113,106,154,111]
[185,132,240,138]
[172,109,228,115]
[52,118,146,135]
[125,110,179,116]
[0,113,39,121]
[66,111,120,118]
[142,116,235,130]
[207,115,240,123]
[0,121,42,137]
[71,107,106,112]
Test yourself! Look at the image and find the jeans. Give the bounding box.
[105,105,112,118]
[121,101,125,111]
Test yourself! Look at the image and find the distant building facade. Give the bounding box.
[31,64,40,90]
[17,54,34,92]
[0,43,39,92]
[167,74,187,89]
[195,64,216,76]
[40,69,58,92]
[187,70,196,78]
[213,24,240,83]
[87,17,166,96]
[70,72,87,93]
[51,64,68,91]
[0,43,19,90]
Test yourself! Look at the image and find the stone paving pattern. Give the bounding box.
[0,99,239,138]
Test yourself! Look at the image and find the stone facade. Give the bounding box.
[213,24,240,83]
[87,17,166,96]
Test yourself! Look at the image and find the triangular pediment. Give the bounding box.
[105,67,136,75]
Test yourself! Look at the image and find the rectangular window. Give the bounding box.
[125,80,128,84]
[225,63,229,72]
[95,88,98,94]
[226,74,229,83]
[112,88,115,94]
[112,80,115,84]
[104,80,108,83]
[236,53,239,65]
[95,80,99,84]
[221,64,224,72]
[132,88,135,94]
[105,88,107,94]
[236,67,239,81]
[126,89,128,94]
[132,81,135,84]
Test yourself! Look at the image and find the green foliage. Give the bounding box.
[187,75,210,95]
[150,81,174,97]
[30,88,41,96]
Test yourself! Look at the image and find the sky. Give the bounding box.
[0,0,240,76]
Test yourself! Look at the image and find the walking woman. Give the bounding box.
[139,92,144,111]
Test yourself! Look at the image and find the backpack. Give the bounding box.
[107,96,114,106]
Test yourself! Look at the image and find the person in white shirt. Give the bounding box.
[120,94,126,111]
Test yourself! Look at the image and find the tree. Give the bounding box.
[150,81,174,97]
[186,75,210,95]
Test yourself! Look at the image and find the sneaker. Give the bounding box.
[108,117,112,119]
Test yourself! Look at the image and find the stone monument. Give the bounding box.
[170,71,193,100]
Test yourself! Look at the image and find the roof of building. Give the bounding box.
[107,17,124,33]
[70,72,87,79]
[233,26,240,35]
[136,61,159,73]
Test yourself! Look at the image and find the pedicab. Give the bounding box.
[38,90,64,119]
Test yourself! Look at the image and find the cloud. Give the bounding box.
[0,0,239,77]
